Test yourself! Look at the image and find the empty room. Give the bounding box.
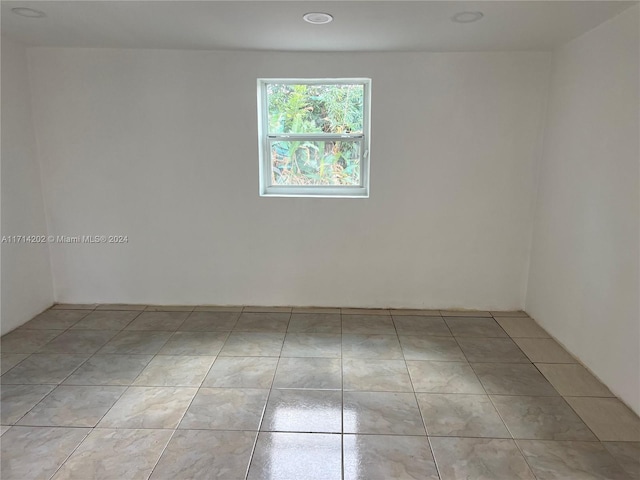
[1,1,639,479]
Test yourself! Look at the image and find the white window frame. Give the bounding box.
[257,78,371,198]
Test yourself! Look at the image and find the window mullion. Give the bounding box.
[267,134,363,141]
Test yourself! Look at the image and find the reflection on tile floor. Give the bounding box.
[2,305,639,479]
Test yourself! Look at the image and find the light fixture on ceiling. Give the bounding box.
[451,11,484,23]
[303,12,333,25]
[11,7,46,18]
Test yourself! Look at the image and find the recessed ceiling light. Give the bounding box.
[303,12,333,25]
[11,7,46,18]
[452,11,484,23]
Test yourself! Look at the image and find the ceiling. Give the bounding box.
[1,1,636,52]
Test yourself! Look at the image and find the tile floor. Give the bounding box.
[1,305,639,480]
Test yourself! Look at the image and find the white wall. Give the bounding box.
[1,37,54,334]
[26,48,551,309]
[526,5,639,414]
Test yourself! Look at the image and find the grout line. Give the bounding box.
[242,426,262,480]
[340,312,344,480]
[45,427,93,480]
[455,336,540,479]
[398,320,442,479]
[145,386,202,479]
[242,310,290,480]
[143,429,176,480]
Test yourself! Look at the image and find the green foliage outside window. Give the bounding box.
[267,84,364,186]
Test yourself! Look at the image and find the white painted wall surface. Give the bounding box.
[27,48,551,309]
[1,37,54,334]
[526,6,640,414]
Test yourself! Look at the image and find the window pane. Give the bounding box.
[267,84,364,135]
[270,140,361,186]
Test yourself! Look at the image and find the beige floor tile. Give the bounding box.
[180,311,239,331]
[440,310,492,317]
[389,309,441,316]
[342,315,396,334]
[407,361,485,394]
[248,432,342,480]
[1,354,89,385]
[282,333,341,358]
[17,385,125,427]
[193,305,243,312]
[343,435,439,480]
[518,440,629,479]
[179,388,269,430]
[37,330,117,354]
[150,430,256,480]
[430,437,535,480]
[491,395,596,440]
[494,317,549,338]
[287,313,342,333]
[124,311,189,331]
[70,310,141,330]
[157,331,228,355]
[203,356,278,388]
[98,386,197,429]
[445,317,507,337]
[1,330,64,354]
[96,304,147,311]
[457,337,529,363]
[472,363,558,396]
[513,338,576,363]
[273,357,342,389]
[565,397,640,441]
[392,316,451,336]
[218,332,285,357]
[0,384,55,424]
[399,335,466,361]
[51,304,97,310]
[1,426,90,480]
[341,308,390,315]
[243,306,292,313]
[144,305,195,312]
[536,364,614,397]
[344,391,425,435]
[491,310,529,317]
[342,334,402,359]
[417,393,510,438]
[1,353,28,374]
[343,358,412,392]
[234,312,291,332]
[52,428,172,480]
[97,331,172,354]
[19,310,91,330]
[291,307,341,314]
[63,354,153,386]
[262,389,342,433]
[132,355,215,386]
[603,442,640,478]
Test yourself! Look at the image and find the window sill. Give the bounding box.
[260,186,369,198]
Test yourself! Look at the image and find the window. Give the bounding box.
[257,78,371,197]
